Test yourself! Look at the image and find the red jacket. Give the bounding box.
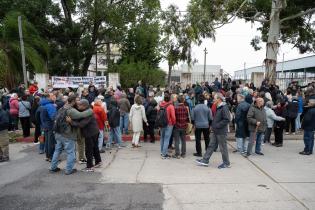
[9,98,19,116]
[93,104,107,130]
[160,101,176,126]
[29,84,38,95]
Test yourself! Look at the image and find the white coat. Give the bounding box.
[129,104,147,132]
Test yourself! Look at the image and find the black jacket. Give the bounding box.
[302,105,315,131]
[235,101,250,138]
[285,99,299,118]
[71,115,99,138]
[108,106,120,128]
[146,100,158,123]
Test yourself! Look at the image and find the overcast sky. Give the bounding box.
[159,0,314,75]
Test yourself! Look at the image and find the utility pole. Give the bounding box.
[18,16,27,85]
[243,62,246,82]
[203,47,208,82]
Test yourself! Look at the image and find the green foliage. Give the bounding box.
[187,0,315,53]
[109,61,166,88]
[0,12,48,88]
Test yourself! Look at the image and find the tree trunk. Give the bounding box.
[82,52,94,76]
[167,62,172,87]
[106,42,111,70]
[264,0,286,85]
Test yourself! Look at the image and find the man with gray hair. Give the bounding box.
[246,97,267,156]
[234,94,250,154]
[196,93,231,169]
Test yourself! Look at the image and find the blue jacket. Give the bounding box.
[39,98,56,130]
[302,105,315,131]
[191,104,212,128]
[235,101,250,138]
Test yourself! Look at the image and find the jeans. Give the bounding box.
[173,128,186,156]
[44,129,55,159]
[85,133,102,168]
[160,125,173,156]
[108,126,123,147]
[98,130,104,150]
[194,128,210,155]
[203,133,230,165]
[51,133,76,174]
[303,130,314,153]
[236,137,248,153]
[120,113,129,134]
[295,113,302,130]
[247,132,264,154]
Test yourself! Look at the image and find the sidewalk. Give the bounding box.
[99,140,314,210]
[1,138,314,210]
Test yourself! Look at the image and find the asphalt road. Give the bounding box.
[0,144,163,210]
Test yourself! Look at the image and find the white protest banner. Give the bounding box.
[52,76,107,88]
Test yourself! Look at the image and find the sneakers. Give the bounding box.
[0,157,9,162]
[99,149,105,153]
[255,152,264,155]
[299,151,311,155]
[82,168,94,172]
[65,169,77,175]
[218,163,231,169]
[161,154,171,159]
[172,154,180,159]
[79,159,87,164]
[50,167,61,173]
[195,159,209,167]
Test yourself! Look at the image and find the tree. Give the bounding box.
[187,0,315,84]
[0,12,48,89]
[161,5,201,86]
[120,0,162,68]
[109,61,166,88]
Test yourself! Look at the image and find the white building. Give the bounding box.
[234,55,315,90]
[87,44,121,76]
[170,64,231,87]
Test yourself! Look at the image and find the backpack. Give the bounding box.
[53,106,70,134]
[108,107,120,128]
[155,104,170,128]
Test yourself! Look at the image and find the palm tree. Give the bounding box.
[0,12,48,89]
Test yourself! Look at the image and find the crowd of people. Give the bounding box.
[0,78,314,173]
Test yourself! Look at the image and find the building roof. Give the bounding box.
[234,54,315,75]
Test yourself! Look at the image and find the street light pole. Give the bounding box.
[18,16,27,85]
[243,62,246,82]
[203,47,208,82]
